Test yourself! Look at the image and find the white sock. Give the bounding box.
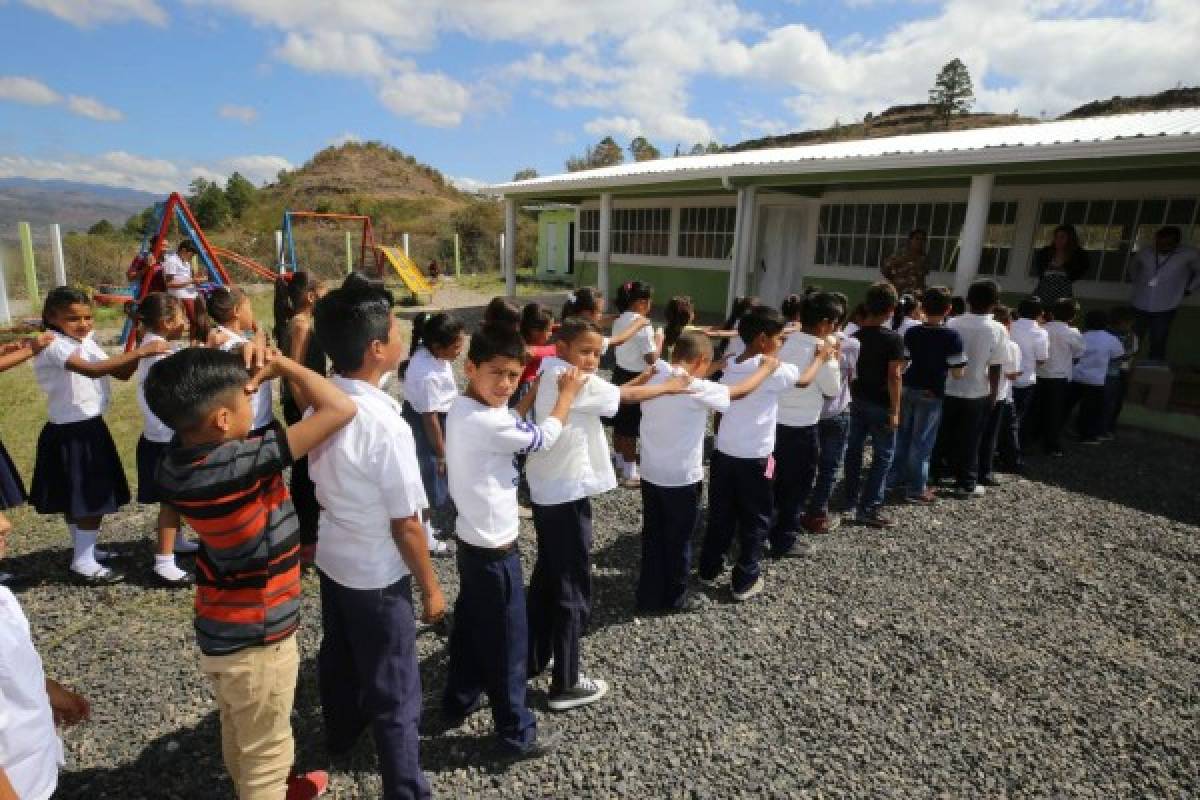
[71,528,103,574]
[154,554,188,581]
[623,461,639,480]
[425,522,440,548]
[173,531,199,553]
[70,524,110,560]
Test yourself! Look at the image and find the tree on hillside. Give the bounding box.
[565,136,625,172]
[929,58,975,124]
[512,167,539,181]
[87,219,115,236]
[188,177,232,229]
[224,172,257,220]
[688,141,722,155]
[629,136,661,161]
[124,206,155,237]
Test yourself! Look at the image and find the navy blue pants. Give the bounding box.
[769,424,818,555]
[317,572,430,800]
[637,481,701,612]
[807,412,849,517]
[444,544,536,752]
[698,451,773,594]
[979,399,1018,481]
[936,395,992,491]
[1012,384,1036,457]
[1035,378,1070,453]
[528,499,592,693]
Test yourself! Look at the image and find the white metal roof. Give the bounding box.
[492,108,1200,195]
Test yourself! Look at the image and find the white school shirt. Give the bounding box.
[33,332,111,424]
[715,355,801,459]
[612,311,657,373]
[896,317,922,336]
[136,333,177,443]
[777,332,841,428]
[1038,321,1085,380]
[0,587,63,800]
[724,334,746,364]
[945,313,1009,400]
[1073,330,1125,387]
[403,347,458,413]
[525,356,621,505]
[216,328,274,430]
[161,253,198,300]
[1009,318,1050,389]
[996,339,1022,402]
[310,376,426,590]
[446,396,564,548]
[639,361,730,487]
[822,332,859,418]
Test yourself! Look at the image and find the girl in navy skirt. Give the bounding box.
[197,287,275,437]
[0,332,54,584]
[133,293,195,588]
[400,311,464,556]
[31,287,168,584]
[609,281,660,488]
[274,271,328,565]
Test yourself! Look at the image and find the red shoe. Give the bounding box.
[299,544,317,567]
[800,513,840,534]
[286,770,329,800]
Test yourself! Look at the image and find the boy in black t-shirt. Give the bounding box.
[887,287,966,504]
[842,282,906,527]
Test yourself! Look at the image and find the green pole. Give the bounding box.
[18,222,38,304]
[453,233,461,277]
[345,232,353,275]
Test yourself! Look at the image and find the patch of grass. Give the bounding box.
[452,269,568,297]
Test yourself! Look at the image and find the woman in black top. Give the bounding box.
[1032,224,1090,303]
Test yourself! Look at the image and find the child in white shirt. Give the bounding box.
[309,282,445,798]
[443,324,586,757]
[526,317,687,711]
[401,311,466,555]
[201,287,275,436]
[609,281,660,487]
[1072,309,1126,444]
[1035,297,1085,456]
[805,293,859,534]
[133,293,196,587]
[31,287,166,584]
[697,305,832,601]
[977,306,1024,485]
[637,331,778,613]
[1009,297,1050,466]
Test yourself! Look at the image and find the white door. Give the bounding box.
[546,222,559,273]
[752,206,806,308]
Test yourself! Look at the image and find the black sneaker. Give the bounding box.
[500,728,562,762]
[770,540,813,559]
[854,511,893,529]
[547,676,609,711]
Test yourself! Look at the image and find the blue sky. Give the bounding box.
[0,0,1193,192]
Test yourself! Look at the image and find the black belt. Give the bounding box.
[455,537,518,560]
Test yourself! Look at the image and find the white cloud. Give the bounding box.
[0,150,294,193]
[66,95,124,121]
[20,0,167,27]
[218,104,258,124]
[0,76,61,106]
[275,31,401,77]
[377,69,471,128]
[448,175,488,192]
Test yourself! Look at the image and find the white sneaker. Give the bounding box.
[731,575,765,602]
[547,675,609,711]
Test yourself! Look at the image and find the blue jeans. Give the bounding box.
[842,400,898,516]
[807,412,849,517]
[889,391,943,497]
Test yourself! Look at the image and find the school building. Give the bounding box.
[491,108,1200,367]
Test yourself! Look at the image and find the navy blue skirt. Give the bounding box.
[30,417,130,518]
[0,439,26,510]
[610,366,642,438]
[136,435,170,504]
[401,402,450,510]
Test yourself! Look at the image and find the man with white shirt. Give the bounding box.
[1128,226,1200,363]
[1009,297,1050,461]
[940,280,1008,497]
[310,284,445,799]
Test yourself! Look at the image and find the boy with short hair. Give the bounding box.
[146,339,357,800]
[1009,296,1049,461]
[842,282,906,527]
[940,279,1008,497]
[1071,309,1126,445]
[1036,297,1085,456]
[442,323,587,757]
[1102,306,1137,438]
[306,283,448,798]
[697,305,830,600]
[977,306,1024,484]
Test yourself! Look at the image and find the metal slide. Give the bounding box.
[379,245,433,298]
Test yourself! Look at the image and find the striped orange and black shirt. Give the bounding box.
[156,422,302,657]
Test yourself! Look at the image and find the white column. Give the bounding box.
[50,224,67,287]
[597,192,613,296]
[503,197,517,297]
[274,230,284,271]
[0,246,11,325]
[953,174,995,297]
[726,186,758,311]
[794,198,821,295]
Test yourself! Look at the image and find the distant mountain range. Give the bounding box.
[0,178,158,242]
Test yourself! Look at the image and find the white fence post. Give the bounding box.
[0,246,11,325]
[402,233,411,258]
[274,230,284,272]
[50,224,67,287]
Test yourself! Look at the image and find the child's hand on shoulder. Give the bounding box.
[815,342,836,362]
[662,373,692,394]
[242,331,286,390]
[760,355,780,372]
[556,366,588,397]
[32,331,56,354]
[630,315,650,331]
[137,338,170,357]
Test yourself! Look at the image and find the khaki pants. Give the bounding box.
[199,635,298,800]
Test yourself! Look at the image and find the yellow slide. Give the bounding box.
[379,245,433,298]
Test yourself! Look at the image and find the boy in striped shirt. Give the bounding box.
[147,339,356,800]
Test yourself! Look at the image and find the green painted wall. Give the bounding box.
[574,260,731,315]
[536,210,575,277]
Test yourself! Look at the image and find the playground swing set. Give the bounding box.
[96,193,434,349]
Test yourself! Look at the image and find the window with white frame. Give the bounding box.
[579,209,599,253]
[814,201,1017,274]
[1031,196,1200,283]
[678,206,737,259]
[610,208,670,256]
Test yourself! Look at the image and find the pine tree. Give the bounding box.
[629,136,661,161]
[929,58,975,125]
[512,167,539,181]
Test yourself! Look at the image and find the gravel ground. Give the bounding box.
[4,290,1197,798]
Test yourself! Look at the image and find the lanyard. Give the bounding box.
[1153,250,1175,276]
